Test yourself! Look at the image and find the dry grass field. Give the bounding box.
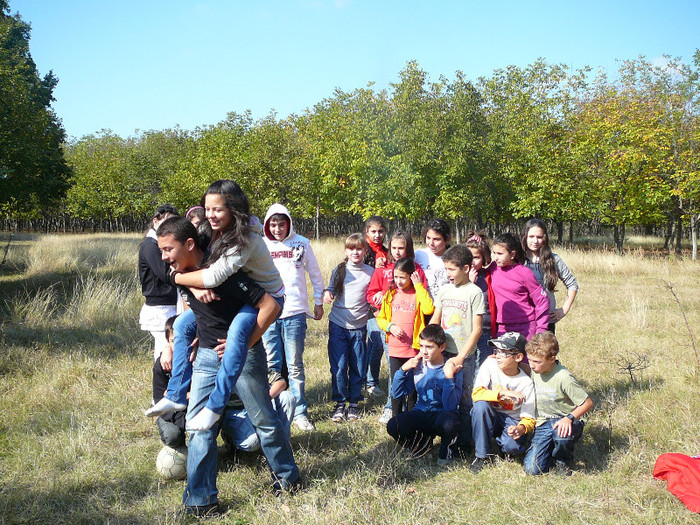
[0,233,698,524]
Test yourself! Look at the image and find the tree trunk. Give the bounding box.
[691,213,698,261]
[569,221,574,245]
[614,223,625,253]
[556,221,564,244]
[675,216,683,254]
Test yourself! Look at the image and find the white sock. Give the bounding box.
[187,407,221,431]
[145,397,186,417]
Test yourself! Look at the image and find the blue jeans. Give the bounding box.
[262,313,309,419]
[221,391,297,452]
[523,418,584,475]
[471,400,528,459]
[364,317,385,388]
[327,321,366,404]
[166,305,258,415]
[183,346,299,507]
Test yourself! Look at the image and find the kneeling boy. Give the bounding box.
[523,332,593,475]
[386,325,462,466]
[470,332,535,473]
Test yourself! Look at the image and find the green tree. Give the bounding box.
[0,0,70,216]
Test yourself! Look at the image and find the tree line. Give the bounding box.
[2,2,699,255]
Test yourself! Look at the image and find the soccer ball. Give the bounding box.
[155,445,187,480]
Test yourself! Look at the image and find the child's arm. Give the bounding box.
[414,279,435,316]
[268,377,287,399]
[428,307,442,326]
[523,270,550,333]
[392,357,419,398]
[441,364,462,411]
[552,397,593,437]
[303,242,326,320]
[366,269,385,308]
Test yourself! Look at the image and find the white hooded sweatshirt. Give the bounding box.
[263,204,325,319]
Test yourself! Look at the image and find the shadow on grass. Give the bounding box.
[0,473,168,525]
[572,376,665,473]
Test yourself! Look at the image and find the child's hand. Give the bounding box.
[191,287,220,304]
[469,267,479,283]
[375,256,387,268]
[323,290,334,304]
[214,338,227,358]
[553,416,573,438]
[401,356,421,371]
[389,324,409,342]
[160,344,173,372]
[410,271,421,285]
[550,308,565,323]
[313,304,324,320]
[498,388,525,404]
[507,424,525,439]
[444,356,463,379]
[371,291,384,307]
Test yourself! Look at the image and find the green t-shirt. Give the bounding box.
[435,282,485,355]
[531,362,589,426]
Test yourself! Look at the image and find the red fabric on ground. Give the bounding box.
[653,453,700,513]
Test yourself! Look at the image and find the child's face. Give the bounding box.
[345,245,366,264]
[419,338,445,364]
[190,216,203,229]
[205,193,232,232]
[366,222,386,244]
[393,269,412,291]
[527,353,556,374]
[495,349,523,374]
[492,243,515,267]
[166,332,175,350]
[444,261,470,286]
[526,226,546,255]
[268,217,289,241]
[425,229,448,256]
[390,238,407,261]
[469,247,484,271]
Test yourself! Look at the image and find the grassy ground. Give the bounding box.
[0,233,699,524]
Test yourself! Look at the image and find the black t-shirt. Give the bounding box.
[179,273,265,349]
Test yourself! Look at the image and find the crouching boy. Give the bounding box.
[470,332,535,473]
[523,332,593,475]
[386,325,462,466]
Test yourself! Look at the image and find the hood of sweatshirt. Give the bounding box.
[263,203,294,242]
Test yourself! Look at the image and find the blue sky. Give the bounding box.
[10,0,700,140]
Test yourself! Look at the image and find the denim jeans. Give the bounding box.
[221,391,296,452]
[166,304,258,414]
[523,418,584,475]
[262,313,309,419]
[327,321,366,404]
[471,400,528,459]
[387,409,460,459]
[364,317,386,388]
[183,346,299,507]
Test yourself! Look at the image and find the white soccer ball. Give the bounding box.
[155,445,187,480]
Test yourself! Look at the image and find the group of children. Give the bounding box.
[141,186,590,485]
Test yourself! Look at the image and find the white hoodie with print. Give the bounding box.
[263,204,325,319]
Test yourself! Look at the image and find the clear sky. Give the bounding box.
[10,0,700,141]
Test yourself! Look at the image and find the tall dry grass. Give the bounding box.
[0,233,699,524]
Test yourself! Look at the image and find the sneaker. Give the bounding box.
[293,416,316,431]
[555,460,573,476]
[378,407,393,425]
[347,404,360,421]
[469,457,492,474]
[331,403,346,423]
[184,503,221,518]
[437,457,452,468]
[367,385,384,398]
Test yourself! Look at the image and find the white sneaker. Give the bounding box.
[378,407,392,425]
[293,415,316,431]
